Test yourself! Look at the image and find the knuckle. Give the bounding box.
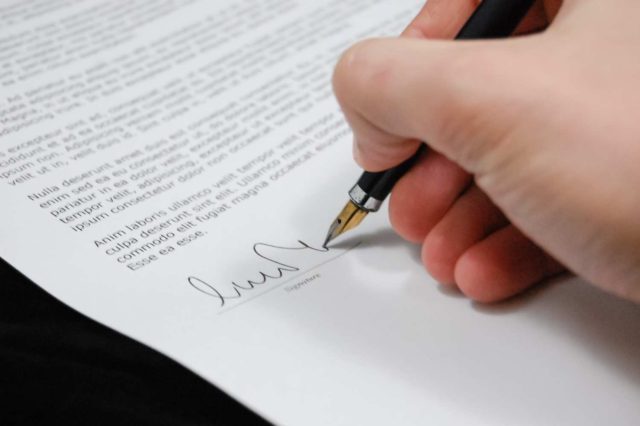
[333,38,390,105]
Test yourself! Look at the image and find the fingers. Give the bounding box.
[392,158,563,301]
[391,157,564,301]
[421,185,508,284]
[401,0,480,39]
[389,151,471,243]
[333,35,538,173]
[344,0,567,304]
[455,225,565,302]
[349,0,480,169]
[403,0,552,39]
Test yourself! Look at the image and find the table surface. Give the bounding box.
[0,256,269,425]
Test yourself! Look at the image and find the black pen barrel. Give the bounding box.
[354,146,425,205]
[457,0,536,39]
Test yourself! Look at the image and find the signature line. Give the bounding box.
[218,241,362,315]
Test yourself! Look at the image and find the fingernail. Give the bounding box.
[403,27,424,39]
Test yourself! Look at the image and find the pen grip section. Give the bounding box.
[356,146,425,202]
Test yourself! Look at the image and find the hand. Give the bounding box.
[332,0,640,303]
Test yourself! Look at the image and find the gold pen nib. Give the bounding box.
[323,200,368,248]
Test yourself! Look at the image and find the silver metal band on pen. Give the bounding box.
[348,184,383,212]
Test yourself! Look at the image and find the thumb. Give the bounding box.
[332,36,545,174]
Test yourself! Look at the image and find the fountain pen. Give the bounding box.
[324,0,536,247]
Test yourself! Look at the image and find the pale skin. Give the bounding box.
[332,0,640,303]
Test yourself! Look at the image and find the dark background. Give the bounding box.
[0,257,269,426]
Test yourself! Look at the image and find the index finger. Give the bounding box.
[402,0,480,39]
[402,0,553,39]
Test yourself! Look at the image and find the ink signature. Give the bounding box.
[187,241,329,308]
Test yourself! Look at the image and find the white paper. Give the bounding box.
[1,1,640,424]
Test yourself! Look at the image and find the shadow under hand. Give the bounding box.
[472,274,570,314]
[330,227,400,250]
[333,225,640,391]
[330,227,423,276]
[331,227,422,261]
[333,228,468,298]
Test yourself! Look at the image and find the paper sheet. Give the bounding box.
[1,1,640,424]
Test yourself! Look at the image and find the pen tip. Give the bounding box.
[322,233,333,249]
[323,200,368,247]
[322,221,338,249]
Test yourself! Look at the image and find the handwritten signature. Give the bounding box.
[187,241,329,307]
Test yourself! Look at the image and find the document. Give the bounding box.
[1,1,640,424]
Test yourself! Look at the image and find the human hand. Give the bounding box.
[333,0,640,302]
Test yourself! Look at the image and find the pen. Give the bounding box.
[324,0,536,247]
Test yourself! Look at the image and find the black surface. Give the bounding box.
[0,257,270,426]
